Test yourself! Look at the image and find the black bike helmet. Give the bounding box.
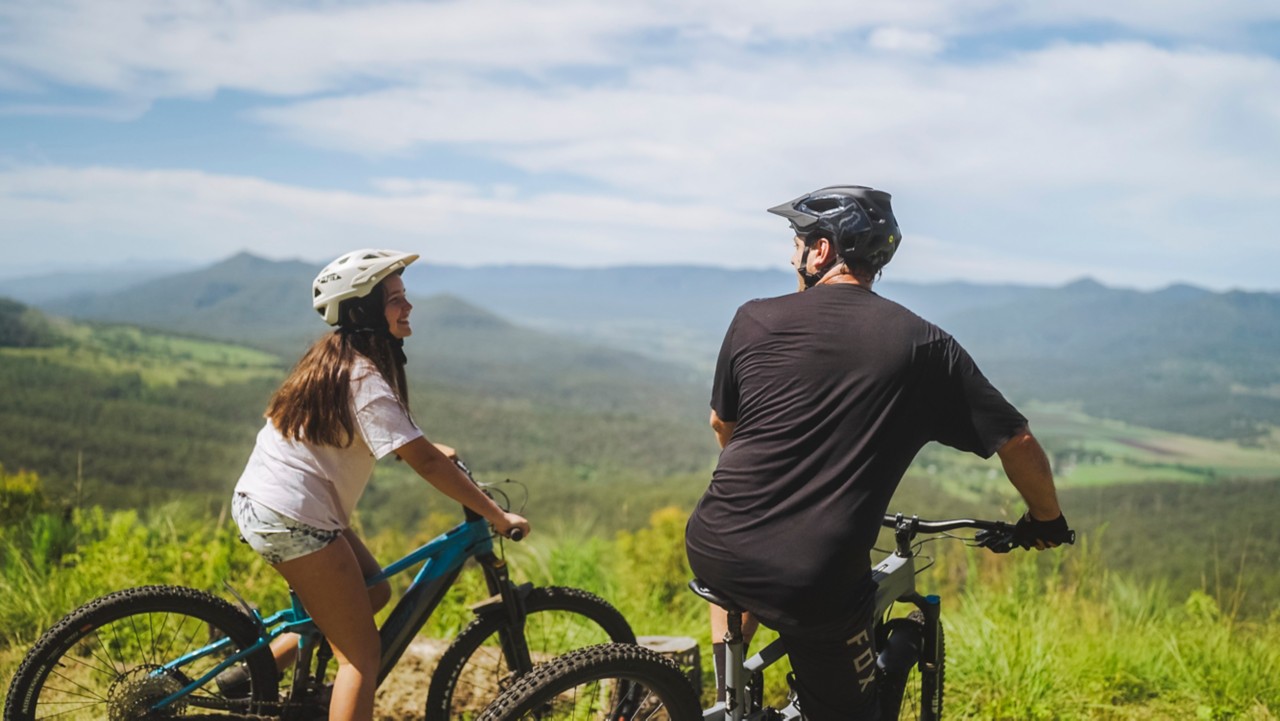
[768,185,901,270]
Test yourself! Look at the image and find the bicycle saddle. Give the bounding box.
[688,579,745,613]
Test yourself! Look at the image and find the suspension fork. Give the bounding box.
[478,549,534,673]
[463,476,534,674]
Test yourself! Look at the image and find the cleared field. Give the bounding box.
[1026,402,1280,485]
[911,401,1280,494]
[0,319,283,387]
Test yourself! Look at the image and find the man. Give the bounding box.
[685,185,1072,720]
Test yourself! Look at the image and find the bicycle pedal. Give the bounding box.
[214,664,252,699]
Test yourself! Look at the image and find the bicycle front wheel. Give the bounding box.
[877,610,945,721]
[477,643,702,721]
[3,585,278,721]
[426,586,635,720]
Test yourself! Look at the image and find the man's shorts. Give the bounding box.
[231,493,342,565]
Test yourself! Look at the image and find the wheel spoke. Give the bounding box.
[8,587,280,721]
[55,647,119,684]
[44,667,109,703]
[124,613,148,668]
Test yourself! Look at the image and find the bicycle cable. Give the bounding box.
[878,532,985,576]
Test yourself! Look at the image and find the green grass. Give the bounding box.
[3,500,1279,719]
[936,546,1280,720]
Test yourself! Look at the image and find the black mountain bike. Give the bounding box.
[475,513,1073,721]
[3,461,636,721]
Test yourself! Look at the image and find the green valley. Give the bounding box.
[3,258,1280,718]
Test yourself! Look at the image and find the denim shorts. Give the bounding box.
[231,493,342,565]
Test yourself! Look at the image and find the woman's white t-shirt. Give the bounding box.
[234,357,423,530]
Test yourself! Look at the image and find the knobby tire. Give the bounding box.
[476,643,701,721]
[3,585,279,721]
[425,586,635,721]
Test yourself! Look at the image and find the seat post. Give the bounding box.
[688,579,751,719]
[723,609,747,717]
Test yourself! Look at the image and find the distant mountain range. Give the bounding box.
[16,253,1280,443]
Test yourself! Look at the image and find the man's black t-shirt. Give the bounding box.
[685,283,1026,630]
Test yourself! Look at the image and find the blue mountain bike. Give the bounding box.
[2,461,635,721]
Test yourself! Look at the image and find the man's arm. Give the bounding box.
[996,428,1060,520]
[710,409,736,449]
[997,428,1070,549]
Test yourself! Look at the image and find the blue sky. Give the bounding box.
[2,1,1279,291]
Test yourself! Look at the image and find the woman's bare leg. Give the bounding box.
[267,529,389,674]
[273,536,380,721]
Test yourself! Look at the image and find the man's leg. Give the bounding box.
[778,592,878,721]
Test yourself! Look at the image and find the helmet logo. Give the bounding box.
[317,272,340,284]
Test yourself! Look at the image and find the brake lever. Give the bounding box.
[975,527,1077,553]
[974,528,1018,554]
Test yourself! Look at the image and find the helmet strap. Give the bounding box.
[797,244,835,289]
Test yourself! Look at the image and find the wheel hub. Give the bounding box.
[107,665,187,721]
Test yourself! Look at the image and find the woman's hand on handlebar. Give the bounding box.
[492,511,530,542]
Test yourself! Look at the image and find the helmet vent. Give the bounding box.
[807,197,845,213]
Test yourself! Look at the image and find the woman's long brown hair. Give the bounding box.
[264,281,410,447]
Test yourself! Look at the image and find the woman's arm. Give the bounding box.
[395,436,530,538]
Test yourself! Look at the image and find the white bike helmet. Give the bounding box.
[312,249,419,326]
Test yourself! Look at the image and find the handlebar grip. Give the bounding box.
[506,528,525,542]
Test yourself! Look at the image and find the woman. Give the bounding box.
[228,249,530,721]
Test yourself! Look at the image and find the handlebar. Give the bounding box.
[880,514,1014,534]
[881,513,1075,554]
[455,457,525,542]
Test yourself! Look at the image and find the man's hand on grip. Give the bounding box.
[1012,512,1074,550]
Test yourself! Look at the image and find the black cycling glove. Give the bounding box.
[1012,512,1074,548]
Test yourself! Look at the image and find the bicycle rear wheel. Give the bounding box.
[3,585,278,721]
[426,586,635,720]
[477,643,701,721]
[877,611,944,721]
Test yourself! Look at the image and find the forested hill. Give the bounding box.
[0,295,716,518]
[42,252,319,354]
[33,254,1280,444]
[932,279,1280,442]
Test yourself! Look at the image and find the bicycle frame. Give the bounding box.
[702,514,943,721]
[150,507,527,715]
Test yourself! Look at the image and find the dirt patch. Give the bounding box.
[1115,438,1184,458]
[374,638,449,720]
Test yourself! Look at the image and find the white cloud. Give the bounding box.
[0,165,760,269]
[3,1,1278,103]
[2,1,1279,290]
[2,163,1276,291]
[0,0,650,98]
[252,41,1280,208]
[869,27,944,55]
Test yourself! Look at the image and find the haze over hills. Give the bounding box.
[936,279,1280,441]
[0,295,717,521]
[26,252,1280,445]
